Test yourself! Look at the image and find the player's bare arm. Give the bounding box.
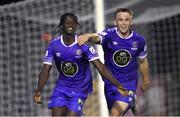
[34,64,52,104]
[78,33,101,46]
[139,58,150,92]
[92,59,128,96]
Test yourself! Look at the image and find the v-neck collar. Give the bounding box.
[60,35,77,47]
[115,27,133,39]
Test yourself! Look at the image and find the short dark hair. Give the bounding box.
[54,13,78,34]
[114,8,133,18]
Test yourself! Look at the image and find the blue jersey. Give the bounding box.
[99,27,147,91]
[43,35,99,97]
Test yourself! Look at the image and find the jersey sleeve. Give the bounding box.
[138,36,148,59]
[43,43,55,65]
[98,28,110,45]
[83,45,99,61]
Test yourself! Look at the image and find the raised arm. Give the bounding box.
[92,59,128,96]
[34,64,52,104]
[139,58,150,92]
[78,33,101,46]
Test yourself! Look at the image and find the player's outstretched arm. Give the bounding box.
[139,58,150,92]
[78,33,101,46]
[34,64,52,104]
[92,59,128,96]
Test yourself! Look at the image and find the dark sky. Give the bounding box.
[0,0,25,5]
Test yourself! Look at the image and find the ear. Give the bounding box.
[130,17,133,25]
[114,20,117,26]
[130,20,133,25]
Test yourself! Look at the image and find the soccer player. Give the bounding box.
[33,13,128,116]
[78,8,150,116]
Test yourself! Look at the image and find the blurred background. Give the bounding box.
[0,0,180,116]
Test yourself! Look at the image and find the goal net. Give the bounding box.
[1,0,180,116]
[132,5,180,116]
[103,1,180,115]
[0,0,101,116]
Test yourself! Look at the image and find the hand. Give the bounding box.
[33,91,42,104]
[117,87,129,96]
[141,81,150,92]
[77,34,91,46]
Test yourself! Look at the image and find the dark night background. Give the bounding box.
[0,0,25,5]
[0,0,180,115]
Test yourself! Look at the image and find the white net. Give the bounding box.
[0,0,100,116]
[132,5,180,116]
[103,1,180,115]
[1,0,180,116]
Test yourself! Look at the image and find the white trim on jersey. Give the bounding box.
[43,62,52,65]
[138,54,147,59]
[98,31,107,44]
[60,35,78,47]
[99,35,103,44]
[89,57,100,62]
[115,27,134,39]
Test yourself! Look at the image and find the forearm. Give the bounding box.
[140,59,150,83]
[78,33,101,45]
[97,63,123,89]
[36,71,49,93]
[36,65,51,93]
[88,33,101,44]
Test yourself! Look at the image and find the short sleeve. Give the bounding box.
[98,28,110,45]
[83,45,99,61]
[138,36,148,59]
[43,43,55,65]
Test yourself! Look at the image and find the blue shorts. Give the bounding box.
[104,85,135,111]
[48,88,87,116]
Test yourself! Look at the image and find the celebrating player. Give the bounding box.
[33,13,128,116]
[78,8,150,116]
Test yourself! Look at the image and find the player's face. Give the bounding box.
[115,12,132,35]
[63,16,77,35]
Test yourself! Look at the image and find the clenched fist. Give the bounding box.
[33,91,42,104]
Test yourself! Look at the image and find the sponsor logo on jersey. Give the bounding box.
[113,49,132,67]
[60,61,78,77]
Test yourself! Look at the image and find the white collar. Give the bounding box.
[115,28,133,39]
[60,35,77,47]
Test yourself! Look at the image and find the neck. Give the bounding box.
[63,34,75,45]
[118,30,131,39]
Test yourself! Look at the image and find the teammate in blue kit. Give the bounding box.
[78,8,150,116]
[33,13,128,116]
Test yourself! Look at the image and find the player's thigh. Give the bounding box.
[51,107,68,116]
[114,100,129,110]
[66,109,78,116]
[111,101,129,116]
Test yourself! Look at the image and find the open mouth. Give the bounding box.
[121,27,127,30]
[68,28,73,30]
